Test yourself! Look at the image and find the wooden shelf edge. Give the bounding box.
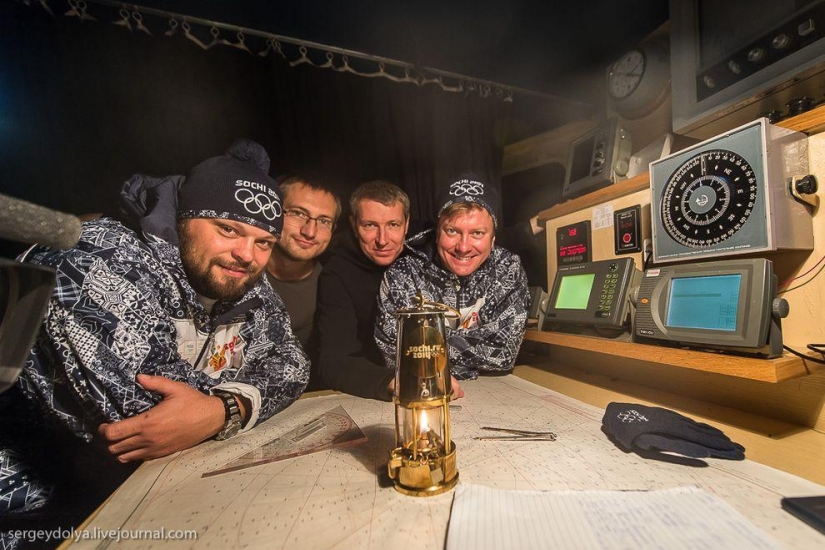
[536,173,650,223]
[523,329,815,383]
[776,102,825,135]
[502,116,600,176]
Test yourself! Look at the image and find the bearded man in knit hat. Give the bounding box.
[375,174,530,381]
[0,140,308,535]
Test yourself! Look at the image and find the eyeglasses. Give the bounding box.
[284,209,335,231]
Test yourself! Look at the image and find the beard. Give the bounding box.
[178,225,263,302]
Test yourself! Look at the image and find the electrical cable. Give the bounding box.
[778,253,825,288]
[806,343,825,358]
[778,260,825,294]
[782,344,825,364]
[642,242,652,272]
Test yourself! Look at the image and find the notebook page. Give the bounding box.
[446,484,781,550]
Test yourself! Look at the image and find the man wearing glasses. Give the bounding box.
[266,175,341,348]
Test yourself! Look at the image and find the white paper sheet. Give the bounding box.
[447,484,782,550]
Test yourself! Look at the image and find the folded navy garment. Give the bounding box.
[602,402,745,460]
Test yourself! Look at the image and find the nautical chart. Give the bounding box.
[77,376,825,549]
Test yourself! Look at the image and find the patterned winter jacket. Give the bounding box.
[375,229,530,380]
[18,218,309,440]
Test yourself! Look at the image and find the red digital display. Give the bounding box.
[556,221,591,265]
[559,243,588,257]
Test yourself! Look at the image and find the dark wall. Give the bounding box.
[501,163,566,288]
[0,2,509,256]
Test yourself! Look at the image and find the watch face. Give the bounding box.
[222,421,241,439]
[608,49,645,99]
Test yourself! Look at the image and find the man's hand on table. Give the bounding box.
[450,376,465,399]
[97,374,246,463]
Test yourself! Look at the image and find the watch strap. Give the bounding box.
[214,390,242,440]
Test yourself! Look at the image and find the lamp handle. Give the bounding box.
[413,293,460,319]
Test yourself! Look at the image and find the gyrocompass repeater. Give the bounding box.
[650,118,813,263]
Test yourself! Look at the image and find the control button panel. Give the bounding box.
[614,204,643,254]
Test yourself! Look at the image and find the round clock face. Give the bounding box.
[661,149,758,248]
[608,49,645,100]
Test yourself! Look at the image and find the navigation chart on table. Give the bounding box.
[79,376,825,549]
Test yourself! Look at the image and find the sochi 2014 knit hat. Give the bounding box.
[177,139,283,237]
[436,173,500,228]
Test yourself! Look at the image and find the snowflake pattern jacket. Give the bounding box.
[18,218,309,440]
[375,229,530,380]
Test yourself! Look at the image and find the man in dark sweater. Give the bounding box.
[314,181,409,400]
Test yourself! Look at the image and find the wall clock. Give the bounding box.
[607,49,645,100]
[606,38,670,119]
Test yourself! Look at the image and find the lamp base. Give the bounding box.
[387,442,458,497]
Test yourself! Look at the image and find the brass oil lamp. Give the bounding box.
[387,294,459,496]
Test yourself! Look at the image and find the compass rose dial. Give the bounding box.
[661,149,757,248]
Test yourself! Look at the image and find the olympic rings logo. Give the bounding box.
[449,180,484,196]
[234,189,282,221]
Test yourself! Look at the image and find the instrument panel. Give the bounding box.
[650,118,813,263]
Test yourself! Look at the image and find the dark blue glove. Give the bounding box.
[602,402,745,460]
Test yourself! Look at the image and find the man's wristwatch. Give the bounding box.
[214,391,242,440]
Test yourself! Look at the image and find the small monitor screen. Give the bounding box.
[554,273,595,310]
[569,136,595,183]
[666,274,741,331]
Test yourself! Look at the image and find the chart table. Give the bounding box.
[73,375,825,549]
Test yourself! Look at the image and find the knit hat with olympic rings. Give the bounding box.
[178,139,283,238]
[436,173,500,228]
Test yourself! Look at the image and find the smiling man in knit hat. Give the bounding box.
[375,174,530,381]
[0,140,309,530]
